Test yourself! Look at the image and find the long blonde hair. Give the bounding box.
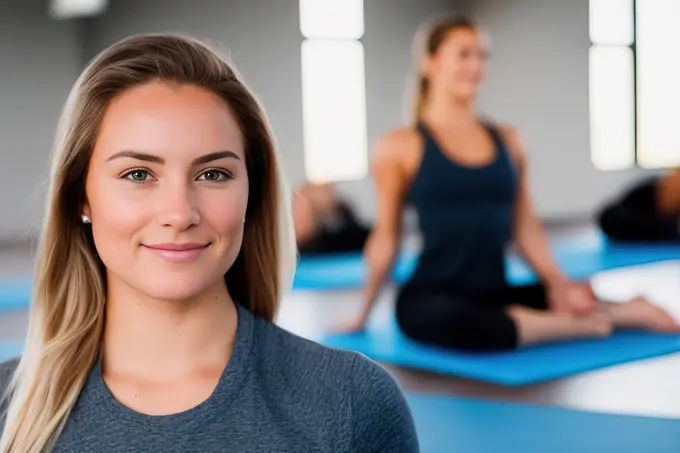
[0,33,297,453]
[410,17,477,124]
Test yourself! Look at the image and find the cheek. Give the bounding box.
[202,181,249,236]
[451,60,471,77]
[470,58,486,76]
[452,60,482,86]
[437,58,464,83]
[88,182,150,252]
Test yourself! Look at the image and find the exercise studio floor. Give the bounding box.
[281,260,680,419]
[2,224,680,452]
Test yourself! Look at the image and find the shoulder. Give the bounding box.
[253,320,418,452]
[348,352,419,452]
[253,317,359,385]
[377,127,422,148]
[373,128,422,165]
[0,357,19,416]
[372,127,423,183]
[0,357,18,392]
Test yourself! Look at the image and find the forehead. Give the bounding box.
[438,28,483,52]
[93,82,245,161]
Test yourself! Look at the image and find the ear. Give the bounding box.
[81,201,91,220]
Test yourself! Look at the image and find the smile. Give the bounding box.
[142,243,210,263]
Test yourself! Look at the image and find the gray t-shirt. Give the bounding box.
[0,303,419,452]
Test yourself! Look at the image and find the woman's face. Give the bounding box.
[425,27,488,102]
[84,81,249,302]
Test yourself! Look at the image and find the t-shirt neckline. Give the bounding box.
[89,302,254,430]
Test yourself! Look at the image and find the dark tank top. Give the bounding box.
[404,122,518,295]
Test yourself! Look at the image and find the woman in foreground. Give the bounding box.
[0,34,418,452]
[343,17,679,351]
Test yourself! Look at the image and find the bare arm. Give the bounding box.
[503,127,568,288]
[356,130,416,323]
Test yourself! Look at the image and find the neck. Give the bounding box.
[101,278,238,381]
[420,91,477,128]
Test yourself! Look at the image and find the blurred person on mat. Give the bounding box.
[338,17,679,352]
[598,169,680,242]
[0,34,418,452]
[293,181,371,255]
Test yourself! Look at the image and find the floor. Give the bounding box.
[2,227,680,420]
[279,261,680,420]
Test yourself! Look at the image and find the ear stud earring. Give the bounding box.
[81,214,91,224]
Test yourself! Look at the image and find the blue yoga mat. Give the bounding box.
[0,341,22,362]
[293,232,680,289]
[320,319,680,385]
[406,393,680,453]
[0,277,32,312]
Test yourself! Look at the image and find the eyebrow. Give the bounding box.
[105,150,241,165]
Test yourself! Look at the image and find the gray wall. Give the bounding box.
[461,0,657,219]
[0,0,82,241]
[82,0,457,221]
[0,0,659,243]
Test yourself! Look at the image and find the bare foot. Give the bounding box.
[608,297,680,333]
[329,316,367,335]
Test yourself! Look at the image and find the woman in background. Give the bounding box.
[293,181,371,255]
[598,169,680,242]
[0,33,417,452]
[342,17,679,351]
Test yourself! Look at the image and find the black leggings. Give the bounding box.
[298,224,370,255]
[298,202,371,256]
[395,283,549,352]
[598,178,679,242]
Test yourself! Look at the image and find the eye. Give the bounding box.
[197,168,232,183]
[123,168,153,183]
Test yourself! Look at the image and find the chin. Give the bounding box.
[453,89,478,104]
[131,271,225,303]
[451,83,479,102]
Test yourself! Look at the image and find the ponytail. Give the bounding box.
[412,75,430,126]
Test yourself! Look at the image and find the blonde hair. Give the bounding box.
[0,33,297,453]
[410,17,477,124]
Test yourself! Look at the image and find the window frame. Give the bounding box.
[589,0,639,170]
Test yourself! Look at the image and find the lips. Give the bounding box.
[146,243,208,251]
[142,243,210,263]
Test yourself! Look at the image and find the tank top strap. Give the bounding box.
[482,122,515,168]
[415,122,436,149]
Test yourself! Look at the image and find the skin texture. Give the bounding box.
[82,81,246,415]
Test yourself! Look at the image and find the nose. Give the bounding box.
[156,181,201,230]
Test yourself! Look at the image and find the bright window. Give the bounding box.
[299,0,368,182]
[589,0,680,170]
[636,0,680,168]
[589,46,635,171]
[301,41,368,182]
[50,0,108,19]
[299,0,364,40]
